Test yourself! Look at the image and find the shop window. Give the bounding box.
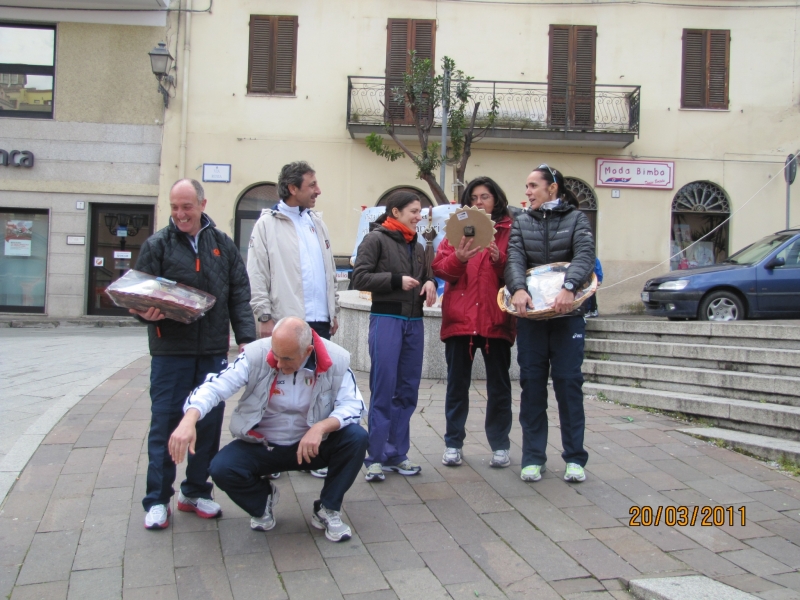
[375,186,434,209]
[681,29,730,110]
[564,177,598,242]
[0,24,54,119]
[670,181,730,270]
[235,183,279,261]
[0,208,48,312]
[248,15,298,95]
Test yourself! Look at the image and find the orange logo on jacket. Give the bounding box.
[213,248,221,256]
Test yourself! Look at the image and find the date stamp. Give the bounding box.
[629,506,746,527]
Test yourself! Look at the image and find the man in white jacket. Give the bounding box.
[247,161,339,340]
[168,317,367,542]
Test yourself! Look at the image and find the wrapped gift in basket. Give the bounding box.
[106,270,216,324]
[497,262,597,320]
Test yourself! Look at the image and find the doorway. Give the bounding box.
[87,203,154,316]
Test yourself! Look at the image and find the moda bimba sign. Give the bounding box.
[596,158,674,190]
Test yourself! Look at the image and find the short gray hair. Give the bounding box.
[278,161,315,200]
[171,178,205,203]
[272,317,313,348]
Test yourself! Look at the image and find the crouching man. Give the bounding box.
[168,317,368,542]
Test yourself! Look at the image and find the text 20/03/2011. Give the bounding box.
[629,505,745,527]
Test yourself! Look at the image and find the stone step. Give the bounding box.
[677,426,800,464]
[583,360,800,406]
[585,338,800,378]
[586,318,800,351]
[628,575,758,600]
[582,383,800,440]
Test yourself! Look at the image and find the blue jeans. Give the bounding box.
[307,321,332,340]
[142,354,227,511]
[444,336,512,451]
[516,316,588,468]
[209,425,368,514]
[365,315,424,467]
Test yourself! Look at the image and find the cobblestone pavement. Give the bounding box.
[3,347,800,599]
[0,327,148,504]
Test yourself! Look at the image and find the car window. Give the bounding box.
[726,233,795,265]
[774,239,800,268]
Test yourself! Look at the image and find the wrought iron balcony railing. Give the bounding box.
[347,76,640,140]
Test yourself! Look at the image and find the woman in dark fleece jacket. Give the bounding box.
[351,190,437,482]
[505,165,595,485]
[432,176,516,471]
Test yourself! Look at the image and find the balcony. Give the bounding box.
[347,76,640,148]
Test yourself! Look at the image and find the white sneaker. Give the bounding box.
[250,482,280,531]
[311,500,352,542]
[144,504,171,530]
[365,463,385,482]
[177,491,221,518]
[490,449,511,468]
[442,447,462,466]
[311,467,328,478]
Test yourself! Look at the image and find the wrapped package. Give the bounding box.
[498,262,597,320]
[106,270,216,324]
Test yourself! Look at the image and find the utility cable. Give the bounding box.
[600,159,793,290]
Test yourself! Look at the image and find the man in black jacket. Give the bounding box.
[505,165,595,485]
[131,178,256,529]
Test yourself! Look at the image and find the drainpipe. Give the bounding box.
[178,0,192,178]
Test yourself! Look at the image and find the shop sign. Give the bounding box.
[0,150,34,168]
[596,158,674,189]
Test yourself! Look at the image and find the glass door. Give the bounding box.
[87,203,154,316]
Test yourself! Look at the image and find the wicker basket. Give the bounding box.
[496,262,598,320]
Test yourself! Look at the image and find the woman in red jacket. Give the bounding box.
[432,176,516,469]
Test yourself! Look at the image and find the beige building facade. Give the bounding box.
[0,2,167,317]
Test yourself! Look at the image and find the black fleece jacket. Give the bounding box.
[351,223,430,319]
[504,202,595,311]
[134,215,256,356]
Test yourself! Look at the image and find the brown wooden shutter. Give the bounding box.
[548,25,595,129]
[274,16,297,94]
[386,19,410,122]
[385,19,436,123]
[682,29,729,109]
[548,25,570,127]
[247,15,297,94]
[572,25,596,128]
[681,29,705,108]
[707,29,729,109]
[248,16,272,93]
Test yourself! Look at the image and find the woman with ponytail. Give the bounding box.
[351,191,437,482]
[505,165,595,485]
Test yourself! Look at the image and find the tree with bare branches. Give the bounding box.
[366,55,498,205]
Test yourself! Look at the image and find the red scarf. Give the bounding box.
[382,217,416,243]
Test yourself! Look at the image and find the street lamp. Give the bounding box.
[148,42,174,108]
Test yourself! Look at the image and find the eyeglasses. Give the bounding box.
[470,193,493,203]
[537,163,558,182]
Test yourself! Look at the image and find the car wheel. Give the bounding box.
[699,291,744,321]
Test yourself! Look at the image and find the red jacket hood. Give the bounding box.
[265,329,334,373]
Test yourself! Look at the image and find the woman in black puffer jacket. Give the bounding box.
[505,165,595,484]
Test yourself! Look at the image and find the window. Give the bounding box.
[548,25,596,129]
[0,208,49,312]
[385,19,436,123]
[235,183,279,261]
[248,16,298,95]
[0,24,55,119]
[564,177,598,241]
[670,181,730,270]
[775,239,800,268]
[681,29,730,109]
